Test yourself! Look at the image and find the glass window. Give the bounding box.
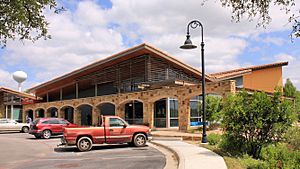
[0,119,8,123]
[42,120,50,124]
[190,96,202,126]
[169,99,178,127]
[59,120,68,124]
[49,119,60,124]
[110,118,125,127]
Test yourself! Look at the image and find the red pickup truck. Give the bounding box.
[59,116,152,151]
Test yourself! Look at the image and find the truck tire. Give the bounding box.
[42,130,51,139]
[77,137,93,152]
[133,133,146,147]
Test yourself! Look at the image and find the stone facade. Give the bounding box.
[0,92,4,118]
[23,80,235,131]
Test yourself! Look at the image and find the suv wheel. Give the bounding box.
[42,130,51,139]
[133,133,146,147]
[22,126,29,133]
[77,137,93,152]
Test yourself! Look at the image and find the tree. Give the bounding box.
[206,95,222,122]
[221,91,296,158]
[284,78,297,97]
[0,0,63,47]
[218,0,300,37]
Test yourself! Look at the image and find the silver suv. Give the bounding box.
[0,119,30,133]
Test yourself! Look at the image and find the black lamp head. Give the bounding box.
[180,34,197,49]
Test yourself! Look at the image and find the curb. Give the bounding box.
[150,141,183,169]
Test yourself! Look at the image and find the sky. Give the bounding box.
[0,0,300,91]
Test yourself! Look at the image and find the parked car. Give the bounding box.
[29,118,77,139]
[59,116,152,152]
[0,118,30,133]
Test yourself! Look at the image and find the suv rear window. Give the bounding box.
[32,118,40,125]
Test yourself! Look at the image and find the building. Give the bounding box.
[0,87,37,122]
[210,62,288,93]
[3,43,287,131]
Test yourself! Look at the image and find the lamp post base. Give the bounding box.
[201,134,207,143]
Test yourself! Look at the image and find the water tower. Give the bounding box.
[12,71,27,92]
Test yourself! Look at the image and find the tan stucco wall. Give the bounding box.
[243,67,283,93]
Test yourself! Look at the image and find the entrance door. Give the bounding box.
[154,99,167,128]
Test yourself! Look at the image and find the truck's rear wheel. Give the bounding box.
[77,137,93,152]
[133,133,146,147]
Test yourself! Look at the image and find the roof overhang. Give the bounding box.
[28,43,213,94]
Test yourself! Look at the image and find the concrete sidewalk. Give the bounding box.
[152,140,227,169]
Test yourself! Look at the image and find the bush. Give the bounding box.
[222,91,296,158]
[219,134,248,156]
[208,122,221,130]
[207,133,222,145]
[260,143,300,169]
[284,126,300,150]
[240,154,268,169]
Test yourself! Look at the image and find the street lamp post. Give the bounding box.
[180,20,207,143]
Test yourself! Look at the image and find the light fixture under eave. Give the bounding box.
[180,34,197,49]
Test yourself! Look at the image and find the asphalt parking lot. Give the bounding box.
[0,132,166,169]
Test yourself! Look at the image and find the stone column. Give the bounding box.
[92,106,100,126]
[74,108,81,126]
[178,98,191,132]
[59,108,64,119]
[143,102,154,128]
[116,104,125,119]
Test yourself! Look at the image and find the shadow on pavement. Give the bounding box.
[26,136,62,140]
[0,131,21,134]
[54,144,149,153]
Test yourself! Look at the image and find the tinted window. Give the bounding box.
[49,120,60,124]
[42,120,50,124]
[0,120,8,123]
[109,118,125,127]
[59,120,68,124]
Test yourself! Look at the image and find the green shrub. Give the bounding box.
[284,126,300,150]
[208,122,221,130]
[222,91,296,158]
[219,134,247,156]
[260,143,300,169]
[207,133,222,145]
[240,154,268,169]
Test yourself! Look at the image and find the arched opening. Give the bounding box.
[124,100,143,124]
[78,104,92,126]
[47,107,58,118]
[97,103,115,116]
[154,98,178,128]
[26,109,34,121]
[36,109,45,118]
[61,106,74,123]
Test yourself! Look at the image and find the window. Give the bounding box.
[190,96,202,126]
[49,120,60,124]
[42,120,50,124]
[0,119,8,123]
[109,118,125,127]
[169,98,178,127]
[59,120,68,124]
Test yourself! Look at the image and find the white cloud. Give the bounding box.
[274,53,300,89]
[0,0,299,90]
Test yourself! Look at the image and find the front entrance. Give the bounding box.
[154,98,178,128]
[125,100,143,124]
[154,99,167,128]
